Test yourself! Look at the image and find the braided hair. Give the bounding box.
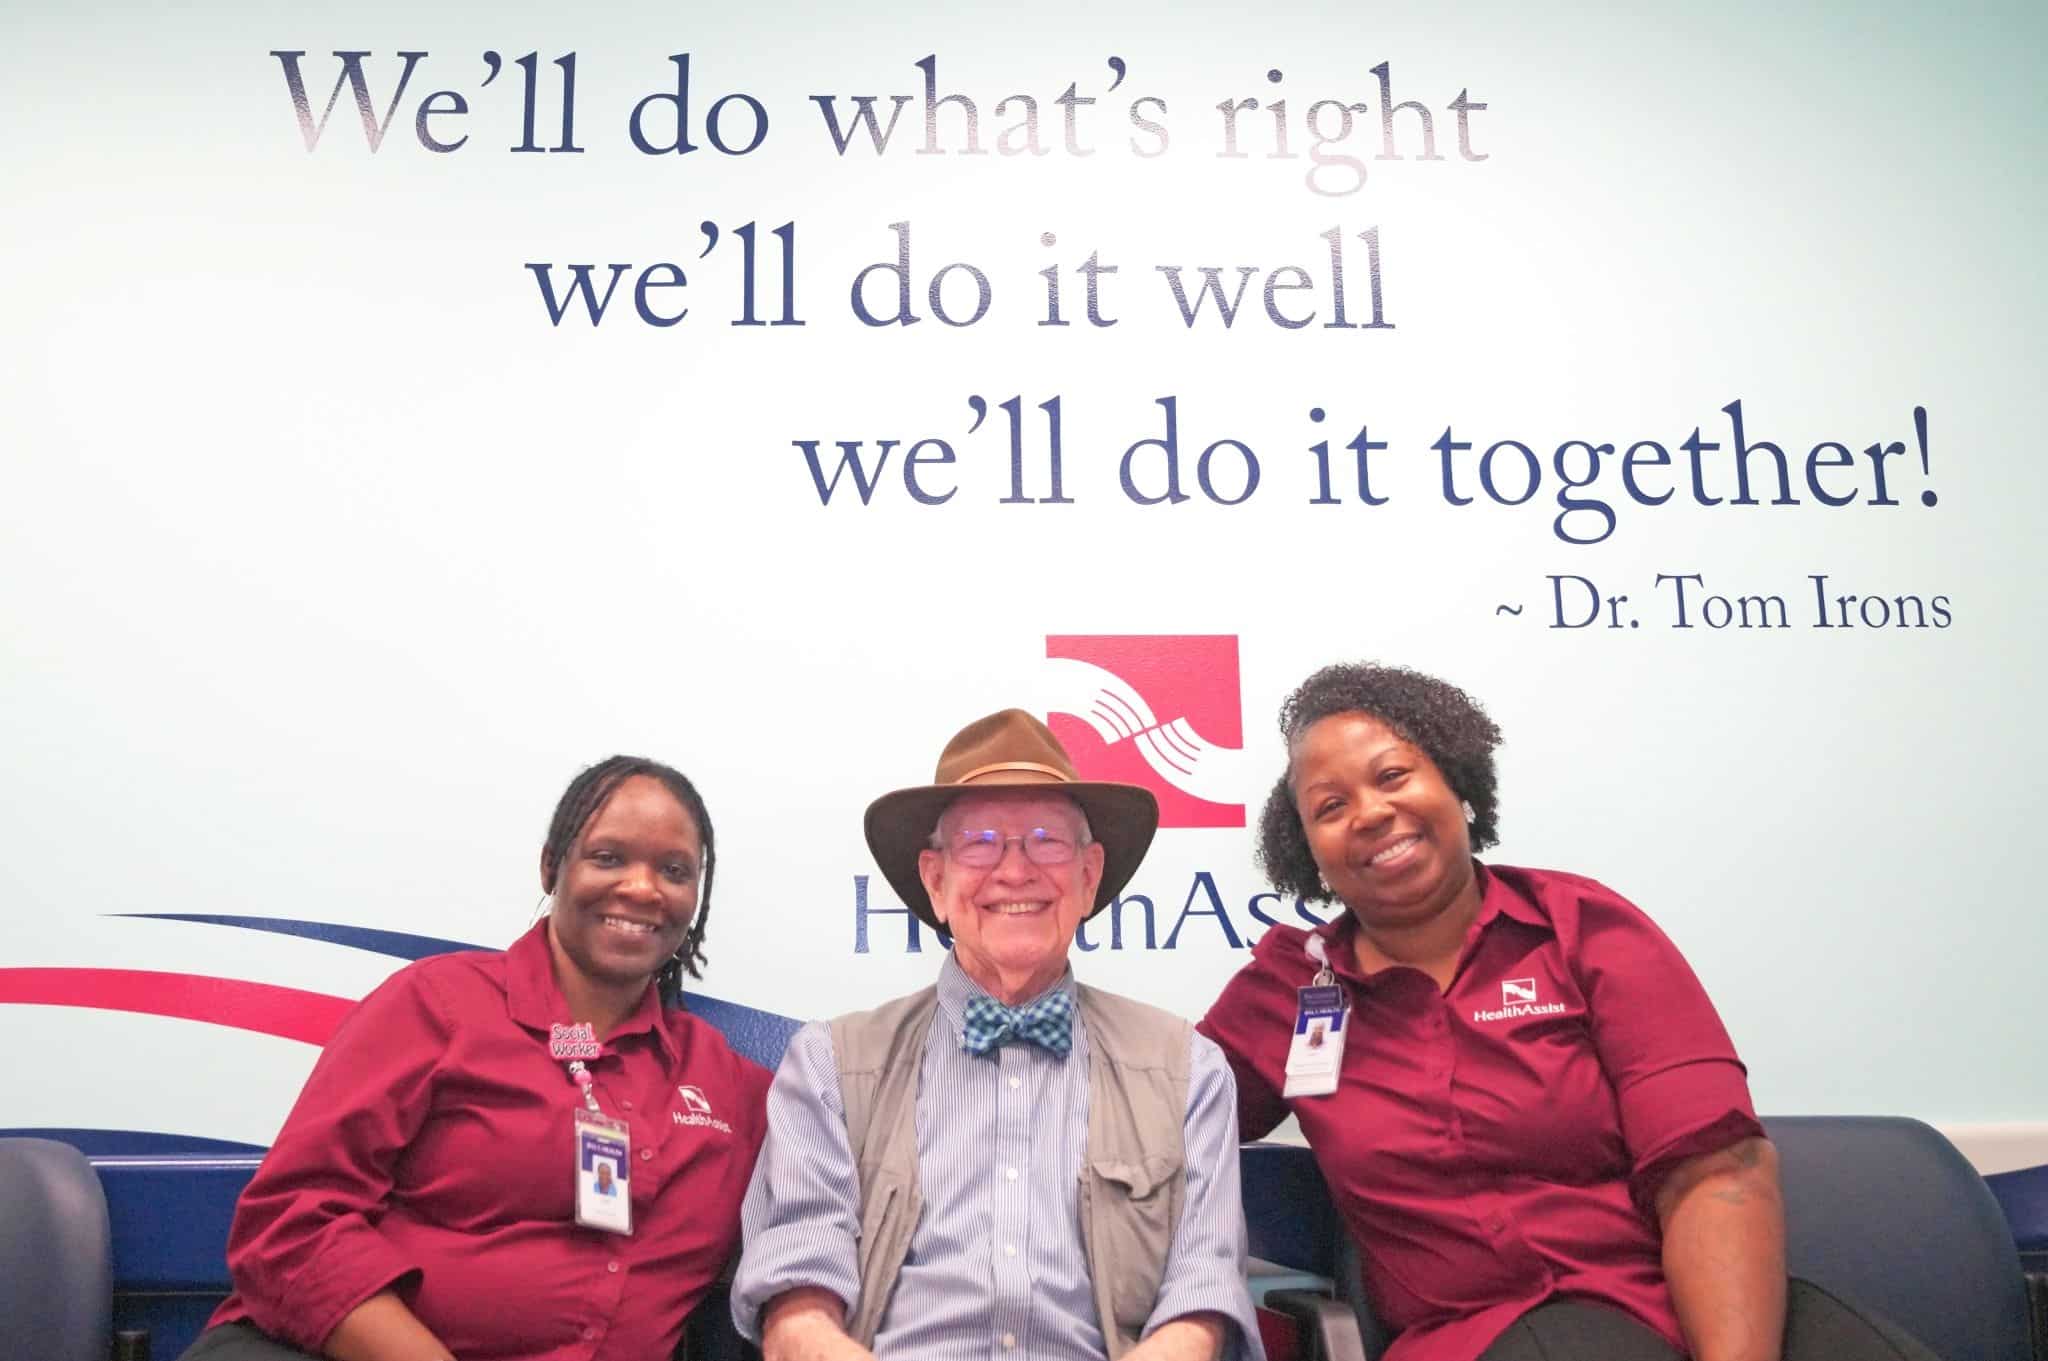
[540,755,717,1004]
[1258,663,1503,903]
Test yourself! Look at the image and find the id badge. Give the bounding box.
[574,1112,633,1235]
[1283,984,1349,1098]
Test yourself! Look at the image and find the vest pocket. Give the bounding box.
[855,1166,904,1256]
[852,1168,910,1346]
[1083,1153,1182,1337]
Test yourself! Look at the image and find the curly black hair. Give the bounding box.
[539,755,717,1003]
[1257,663,1503,903]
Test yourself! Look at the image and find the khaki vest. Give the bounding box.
[830,983,1191,1360]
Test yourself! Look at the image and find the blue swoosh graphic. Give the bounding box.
[111,914,481,961]
[105,912,803,1070]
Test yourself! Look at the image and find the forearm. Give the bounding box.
[1126,1313,1227,1361]
[760,1287,876,1361]
[1656,1137,1786,1361]
[323,1291,453,1361]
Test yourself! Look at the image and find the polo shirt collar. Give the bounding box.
[504,918,678,1068]
[1474,861,1551,930]
[1309,859,1550,986]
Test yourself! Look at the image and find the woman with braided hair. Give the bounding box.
[183,756,771,1361]
[1199,663,1943,1361]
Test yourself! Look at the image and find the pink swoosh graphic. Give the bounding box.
[0,968,353,1046]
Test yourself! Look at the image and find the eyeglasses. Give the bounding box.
[940,827,1085,868]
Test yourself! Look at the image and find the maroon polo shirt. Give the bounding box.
[212,920,770,1361]
[1199,863,1761,1361]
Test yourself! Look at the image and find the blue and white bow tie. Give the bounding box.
[960,989,1075,1059]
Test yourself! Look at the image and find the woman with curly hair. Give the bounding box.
[1198,664,1940,1361]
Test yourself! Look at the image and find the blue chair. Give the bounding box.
[1768,1116,2033,1361]
[0,1137,114,1361]
[1246,1116,2038,1361]
[1986,1163,2048,1350]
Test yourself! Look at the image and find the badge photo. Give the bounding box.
[574,1115,633,1235]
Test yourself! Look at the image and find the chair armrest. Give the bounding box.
[1261,1289,1368,1361]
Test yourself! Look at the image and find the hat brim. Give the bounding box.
[864,781,1161,930]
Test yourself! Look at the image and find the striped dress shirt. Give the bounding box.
[733,955,1263,1361]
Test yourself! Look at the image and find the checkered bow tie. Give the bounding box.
[960,989,1075,1059]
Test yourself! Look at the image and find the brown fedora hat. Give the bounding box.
[864,709,1160,929]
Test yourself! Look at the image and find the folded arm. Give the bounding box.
[1136,1036,1260,1361]
[227,972,448,1351]
[323,1291,454,1361]
[731,1024,867,1349]
[760,1287,877,1361]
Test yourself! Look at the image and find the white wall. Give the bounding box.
[2,0,2040,1159]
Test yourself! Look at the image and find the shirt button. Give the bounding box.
[1002,1334,1017,1349]
[1004,1243,1017,1257]
[608,1261,620,1274]
[582,1326,597,1341]
[1008,1076,1021,1090]
[622,1099,634,1110]
[1005,1167,1018,1182]
[640,1148,654,1161]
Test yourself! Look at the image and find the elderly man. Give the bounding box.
[732,710,1262,1361]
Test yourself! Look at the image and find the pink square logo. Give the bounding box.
[1044,635,1246,828]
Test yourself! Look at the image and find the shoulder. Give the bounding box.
[1076,984,1193,1076]
[665,1008,776,1107]
[1486,863,1710,1000]
[826,986,937,1076]
[345,947,506,1026]
[826,985,937,1031]
[1486,862,1659,934]
[1248,921,1318,972]
[1223,921,1320,1001]
[1076,983,1190,1033]
[1199,923,1314,1048]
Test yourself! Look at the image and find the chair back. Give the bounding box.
[1766,1115,2033,1361]
[0,1137,113,1361]
[1244,1118,2035,1361]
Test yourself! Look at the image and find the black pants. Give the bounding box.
[177,1324,318,1361]
[1476,1280,1944,1361]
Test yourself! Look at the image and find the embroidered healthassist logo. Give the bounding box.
[1473,977,1566,1024]
[1043,635,1246,828]
[672,1083,733,1133]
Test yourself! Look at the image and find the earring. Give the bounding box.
[1461,800,1476,823]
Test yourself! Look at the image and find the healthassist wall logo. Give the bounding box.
[1043,636,1246,828]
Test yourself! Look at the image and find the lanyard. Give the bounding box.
[566,1059,605,1116]
[1305,930,1337,987]
[550,1021,608,1116]
[552,1022,634,1235]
